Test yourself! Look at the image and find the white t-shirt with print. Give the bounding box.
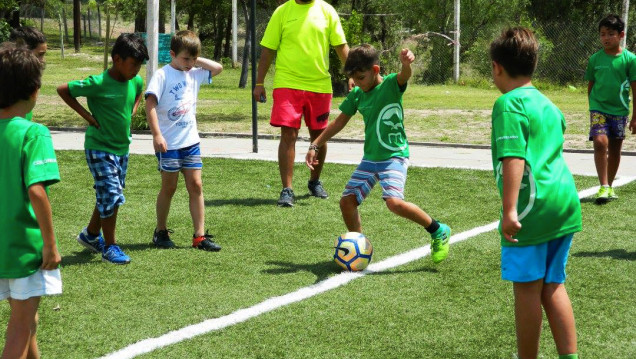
[145,65,211,150]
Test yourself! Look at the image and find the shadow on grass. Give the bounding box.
[263,260,438,284]
[205,194,312,207]
[62,243,157,266]
[573,249,635,261]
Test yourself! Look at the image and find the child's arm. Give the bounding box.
[145,94,167,153]
[56,83,100,128]
[396,48,415,87]
[132,93,143,117]
[196,57,223,76]
[306,112,352,170]
[28,183,61,270]
[501,157,524,243]
[630,81,636,134]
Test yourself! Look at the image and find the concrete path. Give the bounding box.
[50,130,636,178]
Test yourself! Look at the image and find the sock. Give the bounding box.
[559,354,578,359]
[602,185,610,188]
[425,220,440,234]
[86,229,100,239]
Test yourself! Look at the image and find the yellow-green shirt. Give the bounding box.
[260,0,347,93]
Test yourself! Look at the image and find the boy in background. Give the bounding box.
[585,14,636,203]
[490,28,581,359]
[306,44,451,263]
[10,26,47,122]
[57,33,148,264]
[0,43,61,359]
[145,30,223,251]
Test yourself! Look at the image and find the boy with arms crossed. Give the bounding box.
[490,28,581,359]
[57,34,148,264]
[586,14,636,203]
[146,30,223,251]
[0,43,61,359]
[306,44,451,263]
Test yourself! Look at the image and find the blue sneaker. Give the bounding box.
[77,227,105,253]
[431,223,451,263]
[102,244,131,264]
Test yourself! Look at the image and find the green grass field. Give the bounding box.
[32,47,636,151]
[1,151,634,358]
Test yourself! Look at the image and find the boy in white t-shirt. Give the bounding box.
[145,30,223,251]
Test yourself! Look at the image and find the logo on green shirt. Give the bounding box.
[377,103,407,151]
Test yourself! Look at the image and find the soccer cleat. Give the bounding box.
[193,231,221,252]
[152,228,175,249]
[77,227,105,253]
[595,186,610,204]
[608,187,618,200]
[431,223,451,263]
[308,179,329,199]
[101,244,131,264]
[277,187,295,207]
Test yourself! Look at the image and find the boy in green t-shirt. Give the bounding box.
[306,44,451,263]
[0,43,61,359]
[10,26,48,121]
[585,14,636,203]
[490,28,582,359]
[57,34,148,264]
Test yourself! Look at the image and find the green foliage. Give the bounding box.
[0,18,11,42]
[130,94,148,131]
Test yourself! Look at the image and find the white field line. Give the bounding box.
[99,177,636,359]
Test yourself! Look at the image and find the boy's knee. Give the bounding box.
[340,195,358,211]
[161,183,178,196]
[185,179,202,195]
[385,197,404,213]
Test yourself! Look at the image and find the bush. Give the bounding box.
[130,95,148,131]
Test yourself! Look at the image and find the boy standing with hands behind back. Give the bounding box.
[586,14,636,203]
[490,28,581,359]
[57,33,148,264]
[145,30,223,251]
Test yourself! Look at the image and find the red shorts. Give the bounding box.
[270,88,332,130]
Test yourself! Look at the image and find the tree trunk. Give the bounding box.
[239,0,250,88]
[223,11,232,58]
[213,14,225,60]
[97,4,101,39]
[63,7,69,42]
[73,0,81,52]
[159,4,166,33]
[88,8,92,39]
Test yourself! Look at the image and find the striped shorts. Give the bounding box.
[156,143,202,172]
[342,157,409,205]
[85,149,128,218]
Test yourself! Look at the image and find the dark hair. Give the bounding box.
[111,33,149,61]
[9,26,46,50]
[170,30,201,57]
[599,14,625,33]
[490,27,538,78]
[344,44,380,77]
[0,42,42,108]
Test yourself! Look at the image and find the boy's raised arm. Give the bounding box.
[56,83,100,128]
[196,57,223,76]
[28,183,61,270]
[396,48,415,87]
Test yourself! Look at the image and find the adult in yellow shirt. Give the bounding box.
[253,0,349,207]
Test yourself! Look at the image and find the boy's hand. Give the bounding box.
[630,117,636,134]
[400,48,415,65]
[88,116,100,129]
[41,245,61,270]
[305,148,319,170]
[153,134,168,153]
[501,212,521,243]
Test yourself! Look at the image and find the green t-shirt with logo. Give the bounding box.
[68,71,143,155]
[260,0,347,94]
[585,49,636,116]
[0,117,60,278]
[339,73,409,161]
[491,86,582,247]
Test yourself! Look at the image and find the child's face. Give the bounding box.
[351,65,380,92]
[170,50,197,71]
[112,55,143,81]
[32,42,47,64]
[599,26,624,51]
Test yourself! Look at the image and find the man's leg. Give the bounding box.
[308,128,327,182]
[3,297,40,359]
[279,126,299,189]
[513,280,544,359]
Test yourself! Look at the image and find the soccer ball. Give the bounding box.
[333,232,373,271]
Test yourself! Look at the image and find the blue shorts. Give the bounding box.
[589,110,627,140]
[85,149,128,218]
[156,143,202,172]
[342,157,409,205]
[501,234,574,283]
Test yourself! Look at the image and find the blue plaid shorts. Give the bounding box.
[85,149,128,218]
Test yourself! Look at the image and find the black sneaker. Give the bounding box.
[277,187,295,207]
[308,180,328,199]
[193,231,221,252]
[153,228,175,249]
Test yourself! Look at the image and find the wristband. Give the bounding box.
[255,83,264,87]
[308,144,319,152]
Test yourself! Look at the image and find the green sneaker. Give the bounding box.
[431,223,451,263]
[608,187,618,200]
[595,186,610,203]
